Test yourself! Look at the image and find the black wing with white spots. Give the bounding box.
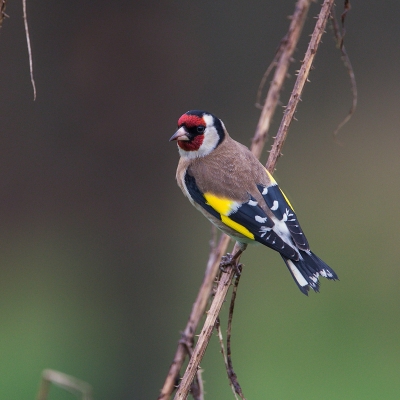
[227,196,299,259]
[184,172,299,260]
[257,184,309,250]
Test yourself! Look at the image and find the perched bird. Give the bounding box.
[170,110,338,295]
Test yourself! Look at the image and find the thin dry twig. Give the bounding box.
[22,0,36,100]
[225,269,245,399]
[330,3,356,138]
[158,234,231,400]
[215,318,240,400]
[158,2,313,399]
[173,244,243,400]
[0,0,8,29]
[266,0,336,173]
[252,0,313,159]
[36,369,93,400]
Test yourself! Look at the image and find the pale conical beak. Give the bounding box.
[169,126,190,142]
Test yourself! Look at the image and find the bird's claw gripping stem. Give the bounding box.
[219,253,243,276]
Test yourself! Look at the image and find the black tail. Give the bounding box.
[281,252,338,295]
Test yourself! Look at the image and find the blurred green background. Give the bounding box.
[1,1,399,399]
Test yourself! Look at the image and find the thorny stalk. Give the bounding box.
[330,4,357,138]
[215,317,240,400]
[225,270,245,399]
[266,0,336,173]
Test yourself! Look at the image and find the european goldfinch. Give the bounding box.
[170,110,338,295]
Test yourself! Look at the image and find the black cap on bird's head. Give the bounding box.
[169,110,226,157]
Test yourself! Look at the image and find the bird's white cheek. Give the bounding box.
[197,128,220,157]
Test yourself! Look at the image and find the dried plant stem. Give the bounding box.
[23,0,36,100]
[330,7,357,138]
[158,234,231,400]
[266,0,336,172]
[225,269,244,399]
[0,0,7,29]
[215,318,240,400]
[173,244,242,400]
[36,369,93,400]
[252,0,312,159]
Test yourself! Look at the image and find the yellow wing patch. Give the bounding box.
[221,215,255,240]
[203,192,239,216]
[204,192,255,240]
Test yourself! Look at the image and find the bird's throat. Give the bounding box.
[177,135,204,151]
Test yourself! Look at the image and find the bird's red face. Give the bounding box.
[170,113,206,152]
[170,110,225,158]
[174,114,206,151]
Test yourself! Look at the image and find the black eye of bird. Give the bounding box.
[196,125,205,134]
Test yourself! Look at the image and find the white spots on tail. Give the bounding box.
[286,259,308,287]
[320,269,334,278]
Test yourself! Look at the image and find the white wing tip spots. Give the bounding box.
[248,199,258,206]
[262,187,268,195]
[259,226,272,238]
[255,215,268,223]
[271,200,279,211]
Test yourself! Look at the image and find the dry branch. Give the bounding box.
[330,5,357,138]
[36,369,93,400]
[23,0,37,100]
[173,244,242,400]
[252,0,312,159]
[266,0,335,173]
[0,0,7,29]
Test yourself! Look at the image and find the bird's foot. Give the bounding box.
[219,253,243,276]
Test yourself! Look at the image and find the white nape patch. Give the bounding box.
[255,215,268,223]
[262,187,268,195]
[286,259,308,287]
[271,200,279,211]
[248,199,258,206]
[178,114,222,160]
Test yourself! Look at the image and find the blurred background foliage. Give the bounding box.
[0,1,399,399]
